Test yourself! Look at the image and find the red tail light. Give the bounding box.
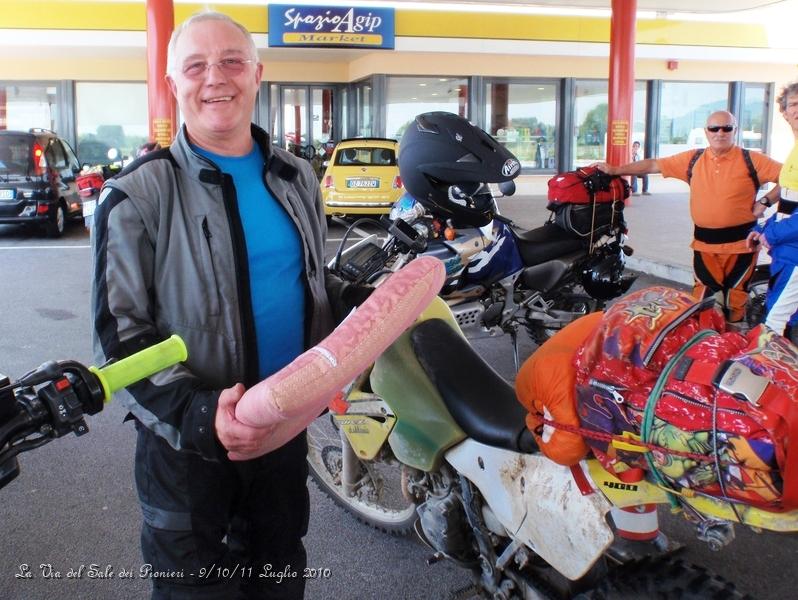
[31,143,45,176]
[36,202,49,215]
[324,175,334,189]
[392,175,403,189]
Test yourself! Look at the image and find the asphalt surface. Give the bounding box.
[0,217,795,600]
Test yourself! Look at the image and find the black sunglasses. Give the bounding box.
[706,125,735,133]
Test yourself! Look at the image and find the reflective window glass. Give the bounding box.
[658,81,728,156]
[311,88,334,148]
[0,84,57,131]
[574,80,647,168]
[62,140,80,172]
[282,87,308,158]
[486,82,557,171]
[740,83,768,151]
[385,76,469,141]
[45,138,66,169]
[269,84,279,145]
[341,87,349,139]
[356,82,373,138]
[75,82,148,166]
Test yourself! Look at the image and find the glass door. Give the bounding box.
[277,85,336,179]
[311,87,336,179]
[281,86,309,158]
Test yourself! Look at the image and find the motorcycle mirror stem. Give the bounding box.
[498,181,516,197]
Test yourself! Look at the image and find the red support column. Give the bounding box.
[146,0,176,147]
[606,0,636,173]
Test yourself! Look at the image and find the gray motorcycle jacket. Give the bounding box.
[91,124,355,461]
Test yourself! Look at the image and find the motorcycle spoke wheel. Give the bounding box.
[746,276,769,328]
[307,413,417,535]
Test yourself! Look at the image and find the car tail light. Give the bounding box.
[324,175,334,189]
[31,143,45,176]
[36,202,49,215]
[392,175,403,189]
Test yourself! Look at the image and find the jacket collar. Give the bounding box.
[170,123,298,182]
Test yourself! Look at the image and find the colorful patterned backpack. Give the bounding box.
[573,286,798,511]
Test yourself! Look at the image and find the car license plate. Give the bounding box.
[82,199,97,217]
[0,189,14,201]
[346,178,379,189]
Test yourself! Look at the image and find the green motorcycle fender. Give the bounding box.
[370,326,466,473]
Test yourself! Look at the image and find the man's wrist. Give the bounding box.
[759,195,774,207]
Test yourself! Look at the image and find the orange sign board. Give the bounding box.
[152,118,172,148]
[610,120,629,146]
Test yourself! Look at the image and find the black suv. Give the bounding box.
[0,129,82,237]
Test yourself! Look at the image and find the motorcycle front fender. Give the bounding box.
[445,440,614,581]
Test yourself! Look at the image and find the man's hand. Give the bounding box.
[592,162,616,175]
[215,383,276,461]
[746,230,769,251]
[753,202,767,218]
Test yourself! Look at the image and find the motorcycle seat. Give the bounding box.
[512,223,584,267]
[410,318,538,454]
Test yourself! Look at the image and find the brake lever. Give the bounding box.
[13,361,64,389]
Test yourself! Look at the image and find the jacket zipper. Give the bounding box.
[588,378,627,403]
[219,173,260,387]
[201,216,221,315]
[661,389,748,416]
[590,378,748,417]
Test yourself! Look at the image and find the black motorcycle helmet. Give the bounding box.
[399,112,521,227]
[581,251,636,301]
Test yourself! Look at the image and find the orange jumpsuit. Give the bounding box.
[657,146,781,321]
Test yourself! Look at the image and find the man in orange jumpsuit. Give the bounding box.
[596,111,782,323]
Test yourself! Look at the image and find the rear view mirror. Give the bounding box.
[498,181,516,197]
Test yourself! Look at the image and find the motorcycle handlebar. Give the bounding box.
[89,335,188,403]
[0,335,188,490]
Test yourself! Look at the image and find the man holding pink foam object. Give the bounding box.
[232,256,445,459]
[91,11,374,600]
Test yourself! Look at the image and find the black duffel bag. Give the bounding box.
[549,200,625,238]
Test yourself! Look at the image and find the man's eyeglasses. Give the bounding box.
[706,125,735,133]
[181,58,255,79]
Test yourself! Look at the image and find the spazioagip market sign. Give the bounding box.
[268,4,395,49]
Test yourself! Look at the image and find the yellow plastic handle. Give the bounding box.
[89,335,188,402]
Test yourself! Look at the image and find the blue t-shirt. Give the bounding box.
[194,144,305,379]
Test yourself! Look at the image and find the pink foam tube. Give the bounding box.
[233,256,445,451]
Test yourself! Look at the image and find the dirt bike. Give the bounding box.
[305,278,798,598]
[334,185,635,370]
[0,336,186,490]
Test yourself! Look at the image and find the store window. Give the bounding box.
[0,84,58,132]
[341,87,349,139]
[355,81,373,138]
[281,87,308,156]
[740,83,769,151]
[573,80,647,167]
[485,81,557,171]
[269,84,279,145]
[658,81,728,157]
[76,82,148,166]
[385,76,468,141]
